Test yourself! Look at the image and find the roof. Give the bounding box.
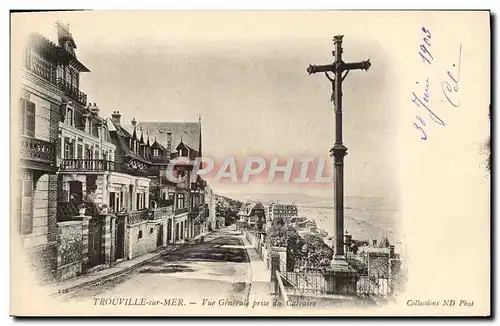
[124,122,201,156]
[239,202,265,216]
[106,118,153,165]
[29,33,90,72]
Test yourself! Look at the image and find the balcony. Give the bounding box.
[20,136,56,170]
[151,205,173,220]
[174,207,188,215]
[56,77,87,106]
[128,209,151,225]
[60,159,148,177]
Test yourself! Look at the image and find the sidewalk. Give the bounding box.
[52,244,184,296]
[53,230,217,296]
[240,234,274,303]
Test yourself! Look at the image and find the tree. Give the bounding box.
[267,218,302,250]
[300,234,333,268]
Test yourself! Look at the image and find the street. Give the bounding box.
[65,228,256,305]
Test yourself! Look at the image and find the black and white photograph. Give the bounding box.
[9,10,490,316]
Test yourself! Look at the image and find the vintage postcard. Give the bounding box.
[10,10,490,316]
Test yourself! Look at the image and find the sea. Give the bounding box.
[223,192,402,247]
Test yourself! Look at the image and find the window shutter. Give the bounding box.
[21,179,33,235]
[20,98,25,134]
[25,101,35,137]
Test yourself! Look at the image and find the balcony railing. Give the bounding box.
[152,205,173,220]
[21,136,56,166]
[60,159,148,177]
[128,209,151,225]
[56,77,87,106]
[174,207,188,215]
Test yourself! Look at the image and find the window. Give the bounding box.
[84,144,92,159]
[66,107,74,126]
[65,67,71,84]
[56,64,64,80]
[71,70,78,89]
[64,137,74,159]
[153,149,159,157]
[20,98,35,137]
[149,228,154,235]
[77,144,83,159]
[119,191,124,210]
[19,173,34,235]
[138,230,143,240]
[176,193,186,209]
[87,119,92,134]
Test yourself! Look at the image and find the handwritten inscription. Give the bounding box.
[411,27,462,140]
[419,27,433,64]
[441,44,462,107]
[412,27,443,140]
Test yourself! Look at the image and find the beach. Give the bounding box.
[228,192,402,246]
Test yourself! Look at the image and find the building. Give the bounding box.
[238,202,265,230]
[354,237,401,297]
[131,120,206,243]
[267,202,299,224]
[204,184,217,230]
[16,28,67,282]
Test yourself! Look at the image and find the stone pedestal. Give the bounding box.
[271,246,288,272]
[323,256,358,294]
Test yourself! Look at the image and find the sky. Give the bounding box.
[14,11,401,203]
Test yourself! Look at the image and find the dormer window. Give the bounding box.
[87,119,92,134]
[153,149,159,157]
[66,107,74,126]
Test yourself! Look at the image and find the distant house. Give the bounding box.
[238,202,265,230]
[267,202,298,224]
[295,219,323,238]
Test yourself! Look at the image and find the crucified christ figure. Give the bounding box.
[324,70,350,105]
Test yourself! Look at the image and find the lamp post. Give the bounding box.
[307,35,371,275]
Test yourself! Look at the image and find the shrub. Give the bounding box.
[301,234,333,268]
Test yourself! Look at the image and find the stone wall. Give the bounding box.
[244,229,282,271]
[56,219,89,280]
[368,252,389,279]
[128,221,159,260]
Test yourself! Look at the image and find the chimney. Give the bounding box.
[111,111,121,127]
[372,239,377,246]
[131,117,137,126]
[166,129,172,160]
[90,102,100,115]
